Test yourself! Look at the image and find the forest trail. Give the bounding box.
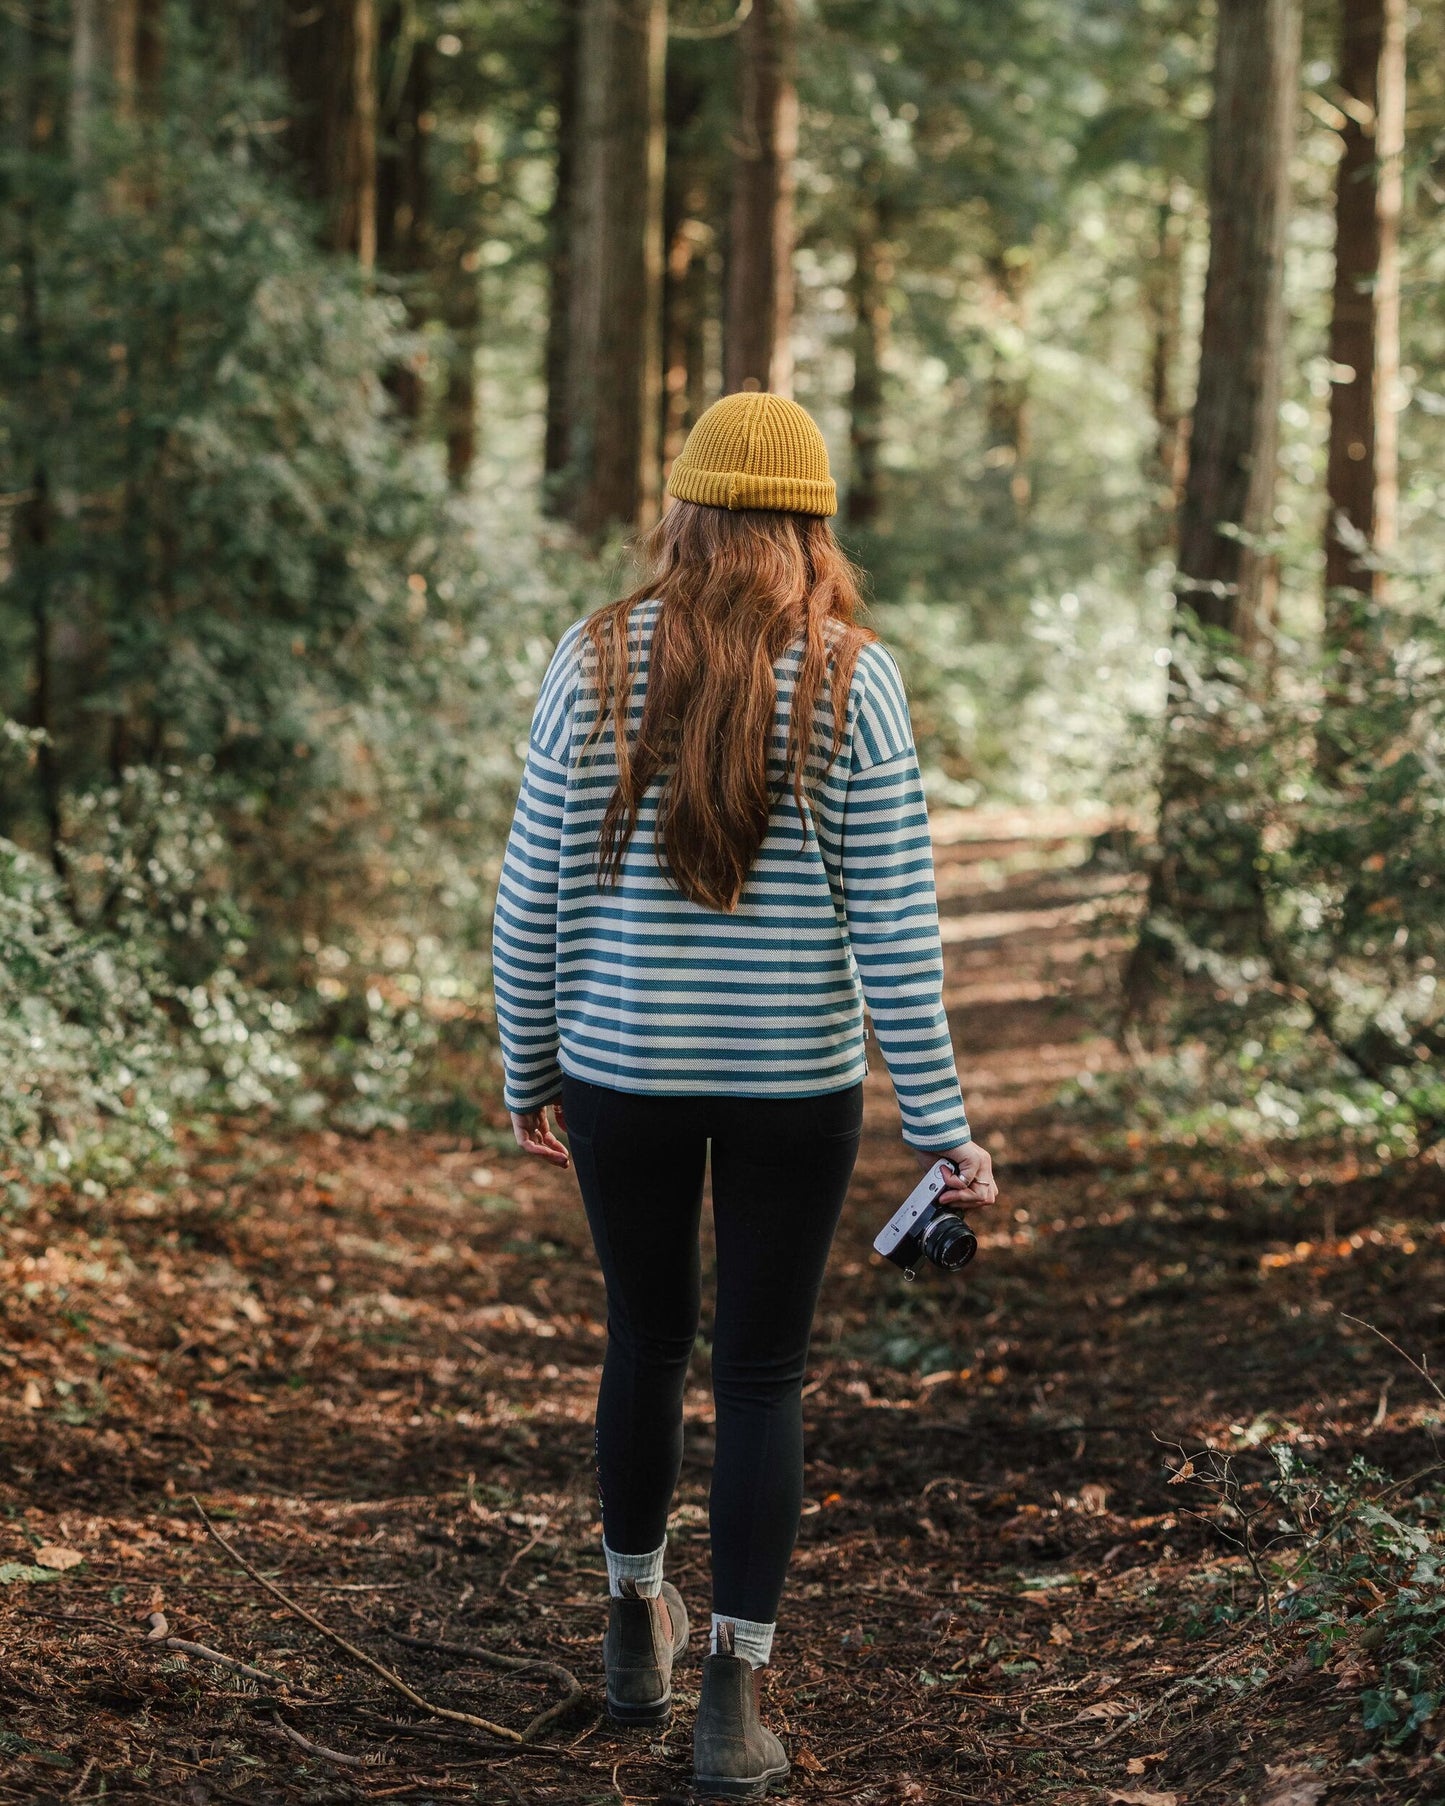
[2,811,1440,1805]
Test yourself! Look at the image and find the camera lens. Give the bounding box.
[922,1212,976,1271]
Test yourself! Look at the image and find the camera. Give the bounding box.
[873,1159,978,1279]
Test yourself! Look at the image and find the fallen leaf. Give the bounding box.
[1049,1621,1073,1645]
[792,1746,827,1775]
[34,1546,84,1572]
[1076,1700,1133,1721]
[1258,1768,1326,1806]
[0,1562,60,1586]
[1079,1481,1109,1513]
[21,1380,43,1411]
[1167,1458,1194,1485]
[1106,1792,1177,1806]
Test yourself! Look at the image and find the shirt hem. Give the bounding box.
[556,1048,870,1101]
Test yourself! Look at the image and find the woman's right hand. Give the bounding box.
[918,1141,998,1210]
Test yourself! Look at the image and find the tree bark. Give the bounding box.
[982,247,1032,518]
[284,0,379,268]
[1173,0,1301,649]
[1323,0,1405,618]
[440,124,487,490]
[69,0,99,166]
[377,5,431,421]
[663,200,713,474]
[443,274,479,487]
[562,0,667,537]
[845,191,891,530]
[13,3,64,871]
[1140,180,1190,554]
[660,55,716,478]
[722,0,796,396]
[543,0,580,498]
[1123,0,1302,1028]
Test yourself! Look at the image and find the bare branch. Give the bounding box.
[266,1720,374,1769]
[189,1497,578,1745]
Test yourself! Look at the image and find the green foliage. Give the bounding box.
[1,0,1443,1178]
[1182,1441,1445,1753]
[0,16,600,1181]
[1088,561,1445,1155]
[0,756,298,1189]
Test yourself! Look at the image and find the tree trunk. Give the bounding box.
[443,277,480,487]
[285,0,379,268]
[663,200,713,474]
[562,0,667,537]
[845,191,891,530]
[69,0,99,166]
[1173,0,1301,648]
[13,3,64,871]
[377,6,431,421]
[109,0,138,115]
[1123,0,1302,1028]
[441,126,487,490]
[1140,180,1190,554]
[543,0,580,498]
[722,0,796,396]
[982,247,1032,518]
[660,56,716,478]
[1323,0,1405,619]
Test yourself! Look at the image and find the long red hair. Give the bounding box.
[581,501,874,914]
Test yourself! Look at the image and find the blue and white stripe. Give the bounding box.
[491,599,971,1151]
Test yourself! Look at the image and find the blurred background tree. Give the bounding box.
[2,0,1444,1183]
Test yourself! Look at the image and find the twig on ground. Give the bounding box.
[145,1611,295,1688]
[357,1717,592,1768]
[1340,1312,1445,1403]
[65,1755,97,1800]
[498,1517,553,1590]
[827,1714,930,1762]
[1083,1629,1270,1750]
[386,1628,583,1738]
[189,1496,578,1744]
[266,1719,374,1768]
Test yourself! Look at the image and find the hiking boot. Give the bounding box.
[602,1577,689,1726]
[692,1621,790,1798]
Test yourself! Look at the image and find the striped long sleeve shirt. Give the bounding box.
[491,600,971,1151]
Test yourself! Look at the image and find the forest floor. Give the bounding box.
[2,809,1442,1806]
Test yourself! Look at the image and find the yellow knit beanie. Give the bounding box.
[666,391,837,517]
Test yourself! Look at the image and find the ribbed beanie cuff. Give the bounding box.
[666,391,837,517]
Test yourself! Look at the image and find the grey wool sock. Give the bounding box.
[710,1612,775,1668]
[603,1536,665,1599]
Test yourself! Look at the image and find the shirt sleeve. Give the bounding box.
[840,644,971,1152]
[490,626,583,1112]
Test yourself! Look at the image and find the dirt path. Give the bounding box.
[2,811,1441,1805]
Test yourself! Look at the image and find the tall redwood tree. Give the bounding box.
[1125,0,1303,1022]
[722,0,797,396]
[558,0,667,535]
[284,0,379,269]
[1173,0,1301,649]
[1323,0,1406,620]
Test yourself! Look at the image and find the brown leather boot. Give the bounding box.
[692,1621,790,1798]
[602,1577,689,1725]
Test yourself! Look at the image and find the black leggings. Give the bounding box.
[561,1072,863,1625]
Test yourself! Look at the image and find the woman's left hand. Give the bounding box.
[511,1102,570,1168]
[917,1140,998,1208]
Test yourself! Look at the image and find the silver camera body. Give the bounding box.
[873,1158,978,1279]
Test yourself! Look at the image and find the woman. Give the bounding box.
[492,392,997,1798]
